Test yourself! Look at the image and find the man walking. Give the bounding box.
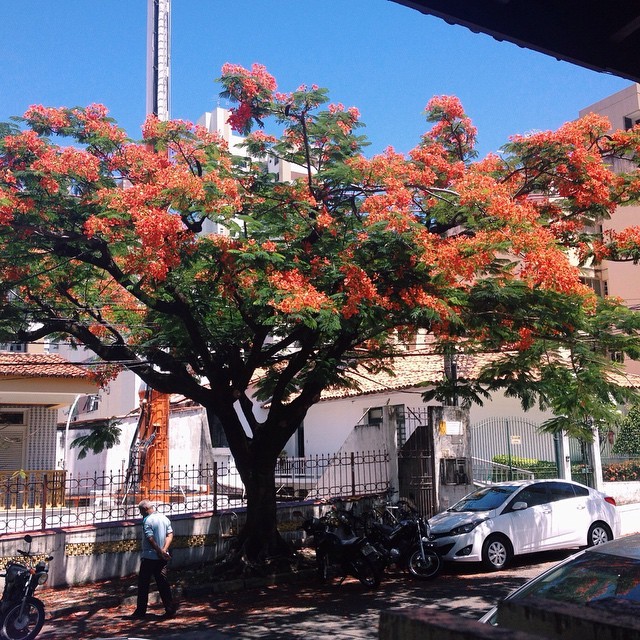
[129,499,177,619]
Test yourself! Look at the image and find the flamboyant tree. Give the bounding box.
[2,63,640,559]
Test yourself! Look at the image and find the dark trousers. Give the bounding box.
[135,558,175,614]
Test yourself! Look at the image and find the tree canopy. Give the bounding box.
[2,64,640,553]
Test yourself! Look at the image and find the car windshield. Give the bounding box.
[448,485,520,512]
[511,553,640,614]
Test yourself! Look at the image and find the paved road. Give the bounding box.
[39,548,576,640]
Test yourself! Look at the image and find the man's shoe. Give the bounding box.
[125,611,146,620]
[162,608,178,619]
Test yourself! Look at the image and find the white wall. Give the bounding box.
[57,406,214,477]
[296,388,553,458]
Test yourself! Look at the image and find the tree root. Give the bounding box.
[208,538,313,582]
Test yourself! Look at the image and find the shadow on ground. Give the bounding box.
[38,549,574,640]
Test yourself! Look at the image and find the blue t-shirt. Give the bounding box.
[141,512,173,560]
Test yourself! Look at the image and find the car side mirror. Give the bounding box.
[511,501,528,511]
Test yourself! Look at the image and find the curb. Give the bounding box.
[183,567,317,595]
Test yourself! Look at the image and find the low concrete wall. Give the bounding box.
[618,502,640,536]
[603,480,640,505]
[0,503,312,588]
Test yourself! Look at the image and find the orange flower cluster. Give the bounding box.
[519,247,587,295]
[399,287,450,320]
[268,268,331,314]
[339,264,384,319]
[220,63,278,133]
[32,147,100,182]
[23,104,70,129]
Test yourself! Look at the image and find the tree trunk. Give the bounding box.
[241,461,291,560]
[207,405,299,564]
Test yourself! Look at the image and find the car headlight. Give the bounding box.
[449,519,486,536]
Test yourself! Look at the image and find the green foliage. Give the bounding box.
[492,454,557,478]
[70,420,122,460]
[4,65,640,554]
[612,404,640,455]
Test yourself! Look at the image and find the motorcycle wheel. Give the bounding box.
[317,551,343,587]
[350,556,382,589]
[2,597,45,640]
[408,548,442,580]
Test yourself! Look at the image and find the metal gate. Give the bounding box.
[568,438,595,488]
[397,407,437,517]
[471,416,560,483]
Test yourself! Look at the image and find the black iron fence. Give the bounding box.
[0,449,390,534]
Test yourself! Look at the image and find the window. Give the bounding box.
[0,411,26,470]
[0,342,27,353]
[515,484,550,508]
[545,481,577,502]
[572,484,590,498]
[579,276,608,298]
[367,407,383,426]
[80,395,100,413]
[0,412,26,426]
[624,115,640,130]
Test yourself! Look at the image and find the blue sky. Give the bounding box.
[0,1,631,158]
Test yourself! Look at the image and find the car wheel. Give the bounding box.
[481,535,513,570]
[587,522,612,547]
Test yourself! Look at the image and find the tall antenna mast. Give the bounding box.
[146,0,171,121]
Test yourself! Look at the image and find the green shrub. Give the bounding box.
[491,454,557,480]
[612,405,640,456]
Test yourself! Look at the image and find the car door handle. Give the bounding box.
[576,505,586,510]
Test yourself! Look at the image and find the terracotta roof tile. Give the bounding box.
[319,351,640,400]
[0,353,92,379]
[320,352,453,400]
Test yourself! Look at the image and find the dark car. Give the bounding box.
[480,532,640,624]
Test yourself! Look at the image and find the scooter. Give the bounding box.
[0,535,52,640]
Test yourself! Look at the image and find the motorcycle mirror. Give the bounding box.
[24,534,32,544]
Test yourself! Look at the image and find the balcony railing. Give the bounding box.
[0,470,66,509]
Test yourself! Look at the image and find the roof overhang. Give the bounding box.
[392,1,640,84]
[0,377,98,409]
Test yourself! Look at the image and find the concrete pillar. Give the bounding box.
[590,426,604,491]
[429,405,473,512]
[557,431,572,479]
[383,405,399,499]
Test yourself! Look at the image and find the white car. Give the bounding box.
[428,479,620,570]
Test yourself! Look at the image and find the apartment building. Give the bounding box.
[579,84,640,375]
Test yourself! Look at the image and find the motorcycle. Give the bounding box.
[364,510,442,580]
[0,535,52,640]
[301,513,383,589]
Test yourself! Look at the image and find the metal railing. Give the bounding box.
[0,450,390,534]
[472,456,535,485]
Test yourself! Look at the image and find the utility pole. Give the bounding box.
[146,0,171,121]
[130,0,171,503]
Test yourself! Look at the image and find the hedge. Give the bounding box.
[602,459,640,482]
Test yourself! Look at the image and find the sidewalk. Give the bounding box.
[37,503,640,640]
[37,549,580,640]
